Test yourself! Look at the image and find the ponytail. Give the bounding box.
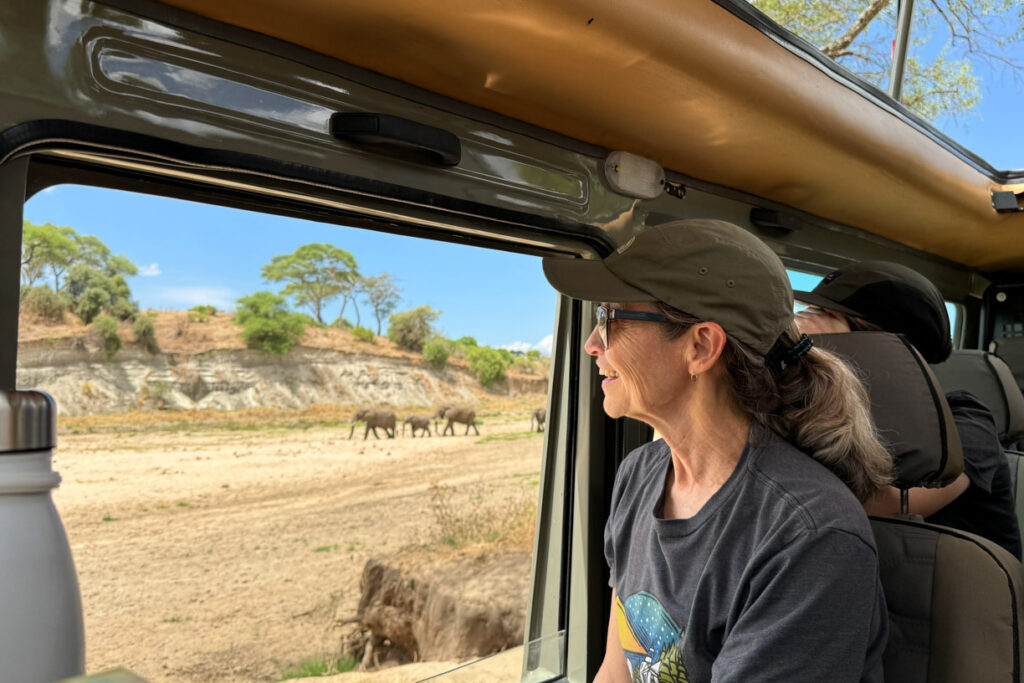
[656,305,893,502]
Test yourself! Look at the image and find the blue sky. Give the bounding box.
[23,30,1017,353]
[25,186,560,354]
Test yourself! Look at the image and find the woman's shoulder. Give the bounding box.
[744,426,873,537]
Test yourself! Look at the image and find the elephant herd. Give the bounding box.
[347,404,547,439]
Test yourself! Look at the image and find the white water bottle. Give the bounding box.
[0,390,84,682]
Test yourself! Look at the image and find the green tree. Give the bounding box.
[751,0,1024,121]
[422,337,451,369]
[20,221,77,289]
[261,243,357,325]
[337,274,363,328]
[387,305,441,352]
[467,346,511,388]
[65,265,138,322]
[235,291,307,356]
[361,273,401,335]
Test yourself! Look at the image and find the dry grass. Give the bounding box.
[428,482,538,556]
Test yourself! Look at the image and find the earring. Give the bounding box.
[690,374,697,382]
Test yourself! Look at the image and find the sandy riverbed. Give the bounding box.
[52,409,544,682]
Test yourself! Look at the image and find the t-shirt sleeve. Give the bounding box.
[711,528,887,683]
[947,389,1003,494]
[604,448,640,588]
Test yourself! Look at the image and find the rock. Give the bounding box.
[16,347,545,415]
[343,552,530,667]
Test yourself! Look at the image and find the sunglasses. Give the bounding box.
[595,304,670,349]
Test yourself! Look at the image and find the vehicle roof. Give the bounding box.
[155,0,1024,273]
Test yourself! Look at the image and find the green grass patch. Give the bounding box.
[476,430,542,444]
[279,655,357,680]
[176,501,190,508]
[162,616,190,623]
[313,544,338,553]
[102,515,116,522]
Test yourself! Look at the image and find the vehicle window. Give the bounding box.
[946,301,961,344]
[18,185,560,682]
[748,1,1024,170]
[788,269,822,310]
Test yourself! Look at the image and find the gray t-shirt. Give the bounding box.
[604,423,887,683]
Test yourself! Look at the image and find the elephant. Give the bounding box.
[531,407,546,432]
[402,414,432,437]
[440,405,479,436]
[433,404,452,433]
[348,407,396,440]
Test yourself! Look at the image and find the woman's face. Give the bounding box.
[794,306,851,334]
[583,302,690,422]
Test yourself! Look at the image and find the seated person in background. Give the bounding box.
[795,261,1022,558]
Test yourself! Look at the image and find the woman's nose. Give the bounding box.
[584,325,604,356]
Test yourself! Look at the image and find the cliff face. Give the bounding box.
[16,346,548,416]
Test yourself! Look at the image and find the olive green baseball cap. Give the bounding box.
[542,219,793,354]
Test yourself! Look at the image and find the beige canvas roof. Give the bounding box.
[157,0,1024,272]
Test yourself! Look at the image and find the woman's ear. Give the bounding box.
[686,322,728,376]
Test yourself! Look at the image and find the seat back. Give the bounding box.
[872,517,1024,683]
[812,332,962,489]
[931,350,1024,446]
[812,332,1024,682]
[931,349,1024,539]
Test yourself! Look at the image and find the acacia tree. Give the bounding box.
[260,243,357,325]
[21,221,76,289]
[361,273,401,335]
[336,272,363,327]
[751,0,1023,121]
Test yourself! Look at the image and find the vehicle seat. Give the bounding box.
[812,332,1024,683]
[931,349,1024,531]
[931,349,1024,446]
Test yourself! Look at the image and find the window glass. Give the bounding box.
[788,269,822,311]
[748,1,1023,171]
[946,301,960,343]
[19,185,559,682]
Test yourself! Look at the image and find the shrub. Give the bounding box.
[22,286,68,323]
[75,287,110,324]
[468,346,510,387]
[235,291,306,356]
[93,315,122,360]
[188,304,217,323]
[512,355,535,374]
[422,337,450,369]
[352,325,375,343]
[132,316,160,354]
[387,305,441,351]
[106,297,138,322]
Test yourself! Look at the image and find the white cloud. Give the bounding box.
[154,286,236,311]
[500,341,533,354]
[532,334,553,356]
[501,335,554,356]
[138,263,161,277]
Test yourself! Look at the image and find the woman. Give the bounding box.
[542,219,893,683]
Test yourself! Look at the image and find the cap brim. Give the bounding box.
[792,290,864,318]
[542,256,653,302]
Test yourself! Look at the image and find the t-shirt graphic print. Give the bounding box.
[616,591,689,683]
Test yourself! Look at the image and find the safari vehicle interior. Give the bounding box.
[2,0,1024,681]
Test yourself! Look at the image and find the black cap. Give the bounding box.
[794,261,952,363]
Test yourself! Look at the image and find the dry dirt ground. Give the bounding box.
[53,405,545,682]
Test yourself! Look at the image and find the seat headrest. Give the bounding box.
[931,350,1024,445]
[810,332,963,489]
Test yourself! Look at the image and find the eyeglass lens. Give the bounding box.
[596,305,609,348]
